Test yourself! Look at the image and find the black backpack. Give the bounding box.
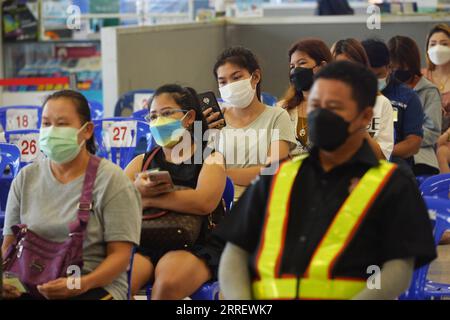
[317,0,354,15]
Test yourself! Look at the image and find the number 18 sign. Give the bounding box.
[6,109,39,131]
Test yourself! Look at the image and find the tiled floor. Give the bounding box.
[428,244,450,283]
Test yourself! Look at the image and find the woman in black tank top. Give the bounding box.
[125,85,226,300]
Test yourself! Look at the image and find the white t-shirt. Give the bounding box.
[368,95,394,160]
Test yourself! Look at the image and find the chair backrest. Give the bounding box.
[3,130,42,168]
[425,196,450,246]
[420,174,450,199]
[261,92,278,107]
[114,90,155,117]
[93,117,151,169]
[223,177,235,212]
[416,175,431,187]
[0,106,42,132]
[0,143,20,178]
[132,108,149,121]
[131,109,156,153]
[399,196,450,300]
[88,100,104,120]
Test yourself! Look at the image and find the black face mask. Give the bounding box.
[290,67,315,93]
[307,108,352,152]
[393,69,413,83]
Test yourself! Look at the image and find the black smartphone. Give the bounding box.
[198,91,226,128]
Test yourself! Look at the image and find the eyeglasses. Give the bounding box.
[145,109,186,123]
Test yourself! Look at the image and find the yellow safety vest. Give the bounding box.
[252,155,396,300]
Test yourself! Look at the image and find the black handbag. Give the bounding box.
[139,148,224,252]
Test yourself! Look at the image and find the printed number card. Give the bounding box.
[6,109,39,131]
[9,133,42,163]
[102,121,138,148]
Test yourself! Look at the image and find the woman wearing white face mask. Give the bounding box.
[2,90,142,300]
[423,24,450,133]
[208,47,296,199]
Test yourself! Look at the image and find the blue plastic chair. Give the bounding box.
[131,109,156,153]
[114,90,155,117]
[420,174,450,199]
[223,177,235,212]
[0,143,21,178]
[0,143,21,230]
[261,92,278,107]
[416,175,432,187]
[132,109,149,121]
[88,100,104,120]
[3,129,42,168]
[399,197,450,300]
[0,105,42,132]
[93,117,152,169]
[187,178,235,301]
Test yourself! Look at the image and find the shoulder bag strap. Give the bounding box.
[142,147,161,172]
[69,156,102,234]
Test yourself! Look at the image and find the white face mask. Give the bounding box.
[428,45,450,66]
[378,77,388,91]
[219,77,256,109]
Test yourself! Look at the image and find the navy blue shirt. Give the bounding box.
[382,78,424,164]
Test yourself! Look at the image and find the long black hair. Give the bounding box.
[213,46,262,101]
[42,90,96,154]
[149,84,209,149]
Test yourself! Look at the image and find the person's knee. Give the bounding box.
[152,274,182,299]
[130,254,153,294]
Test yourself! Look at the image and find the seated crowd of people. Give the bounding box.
[1,23,449,300]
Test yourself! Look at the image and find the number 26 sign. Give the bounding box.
[8,133,42,163]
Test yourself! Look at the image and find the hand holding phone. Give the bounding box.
[146,170,175,191]
[198,91,226,129]
[3,272,28,294]
[135,170,175,197]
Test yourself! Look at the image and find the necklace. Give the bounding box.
[432,71,449,92]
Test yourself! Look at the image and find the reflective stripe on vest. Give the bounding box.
[253,156,396,300]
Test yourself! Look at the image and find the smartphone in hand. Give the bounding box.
[145,170,175,193]
[198,91,226,128]
[3,272,28,293]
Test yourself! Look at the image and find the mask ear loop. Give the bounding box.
[180,110,195,129]
[77,122,91,149]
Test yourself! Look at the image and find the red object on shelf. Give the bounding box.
[0,77,70,87]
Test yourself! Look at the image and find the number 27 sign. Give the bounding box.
[101,121,137,148]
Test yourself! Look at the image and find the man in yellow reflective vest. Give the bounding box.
[215,61,436,300]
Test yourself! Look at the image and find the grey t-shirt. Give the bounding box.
[3,158,142,300]
[216,106,297,168]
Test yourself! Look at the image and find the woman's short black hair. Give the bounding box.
[361,38,390,69]
[43,90,96,154]
[314,61,378,111]
[149,84,209,148]
[213,46,262,101]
